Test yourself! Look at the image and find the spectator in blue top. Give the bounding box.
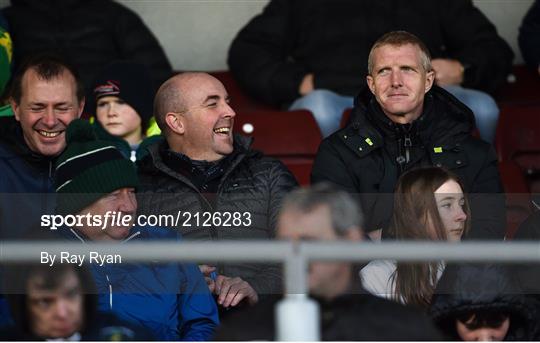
[49,119,219,340]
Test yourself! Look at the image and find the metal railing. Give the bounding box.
[3,241,540,293]
[2,240,540,340]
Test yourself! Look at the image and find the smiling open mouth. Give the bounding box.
[37,130,62,138]
[214,127,230,134]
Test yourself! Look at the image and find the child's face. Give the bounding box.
[27,270,84,339]
[96,96,142,143]
[456,316,510,341]
[433,179,467,242]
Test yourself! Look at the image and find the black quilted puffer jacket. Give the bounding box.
[136,135,298,296]
[430,263,540,341]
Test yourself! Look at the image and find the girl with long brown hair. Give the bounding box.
[360,167,470,309]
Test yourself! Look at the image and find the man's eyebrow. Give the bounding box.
[28,101,71,107]
[400,64,418,70]
[28,102,46,106]
[202,95,220,103]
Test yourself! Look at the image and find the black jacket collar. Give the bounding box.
[0,116,57,172]
[350,85,475,147]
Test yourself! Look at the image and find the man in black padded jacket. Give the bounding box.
[311,31,506,240]
[137,72,298,313]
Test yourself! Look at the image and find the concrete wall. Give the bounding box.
[1,0,535,70]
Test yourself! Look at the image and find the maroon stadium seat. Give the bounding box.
[208,71,275,112]
[495,65,540,106]
[496,105,540,172]
[234,109,322,185]
[498,160,531,239]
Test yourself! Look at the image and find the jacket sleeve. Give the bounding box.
[113,3,173,88]
[228,0,306,105]
[466,145,507,239]
[177,263,220,341]
[245,159,298,295]
[438,0,513,93]
[311,137,359,193]
[519,0,540,70]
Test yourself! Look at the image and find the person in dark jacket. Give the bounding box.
[519,0,540,75]
[430,263,540,341]
[1,262,152,340]
[228,0,513,141]
[137,72,298,312]
[2,0,172,92]
[311,31,506,240]
[215,183,443,341]
[0,54,84,239]
[47,119,219,340]
[89,60,161,162]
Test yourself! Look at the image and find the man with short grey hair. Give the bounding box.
[312,31,506,240]
[279,182,363,238]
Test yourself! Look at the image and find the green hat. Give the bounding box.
[55,119,139,215]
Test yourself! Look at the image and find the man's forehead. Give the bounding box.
[23,67,75,86]
[373,43,422,62]
[278,205,334,239]
[21,68,77,99]
[180,74,228,103]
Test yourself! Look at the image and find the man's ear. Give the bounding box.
[77,97,85,118]
[10,98,20,121]
[366,75,376,95]
[424,70,435,93]
[165,112,184,135]
[344,227,363,242]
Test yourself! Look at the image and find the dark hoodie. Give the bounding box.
[0,116,56,239]
[430,263,540,341]
[311,86,506,238]
[3,0,172,91]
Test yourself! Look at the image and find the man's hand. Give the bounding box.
[431,59,464,86]
[215,275,259,308]
[199,264,217,293]
[299,73,314,95]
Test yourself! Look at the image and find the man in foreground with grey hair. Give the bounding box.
[215,183,442,340]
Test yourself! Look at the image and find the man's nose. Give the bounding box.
[223,102,236,118]
[42,107,58,127]
[118,190,137,213]
[391,70,403,87]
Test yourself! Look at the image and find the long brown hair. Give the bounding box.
[391,167,470,309]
